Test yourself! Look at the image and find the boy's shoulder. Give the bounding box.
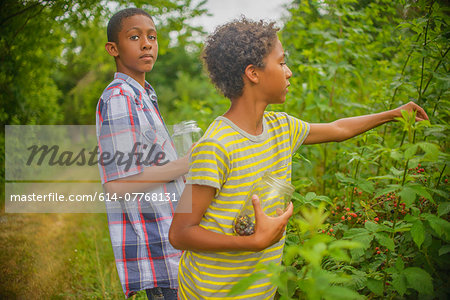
[264,110,289,121]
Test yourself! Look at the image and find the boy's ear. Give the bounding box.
[105,42,119,57]
[244,64,259,84]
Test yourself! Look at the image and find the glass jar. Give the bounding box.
[172,120,203,156]
[234,172,295,236]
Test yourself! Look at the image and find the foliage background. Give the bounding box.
[0,0,448,299]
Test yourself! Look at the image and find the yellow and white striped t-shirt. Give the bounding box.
[179,111,309,300]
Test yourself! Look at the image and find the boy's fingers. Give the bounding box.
[283,202,294,220]
[251,195,262,217]
[278,202,293,222]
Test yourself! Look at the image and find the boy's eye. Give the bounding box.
[280,62,287,66]
[130,35,139,41]
[148,35,157,40]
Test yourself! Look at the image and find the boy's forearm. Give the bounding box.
[304,101,429,145]
[103,157,189,195]
[169,223,263,252]
[332,109,396,141]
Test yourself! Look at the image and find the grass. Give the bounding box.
[0,211,150,299]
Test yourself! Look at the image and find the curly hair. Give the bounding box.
[107,8,154,43]
[202,17,279,100]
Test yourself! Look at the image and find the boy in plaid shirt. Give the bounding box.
[96,8,188,299]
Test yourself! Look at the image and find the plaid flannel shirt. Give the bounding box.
[96,72,183,298]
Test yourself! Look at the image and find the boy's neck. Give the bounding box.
[223,94,267,136]
[117,68,147,88]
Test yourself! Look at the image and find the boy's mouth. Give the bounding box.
[140,54,154,59]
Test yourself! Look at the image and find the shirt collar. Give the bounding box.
[114,72,155,97]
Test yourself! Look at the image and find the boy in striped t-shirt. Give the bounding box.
[169,18,428,299]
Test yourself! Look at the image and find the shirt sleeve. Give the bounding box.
[287,114,310,153]
[97,89,146,184]
[185,138,230,190]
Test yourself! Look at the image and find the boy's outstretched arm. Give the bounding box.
[303,101,429,145]
[169,184,293,252]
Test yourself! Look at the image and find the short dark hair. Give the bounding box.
[107,8,153,43]
[202,17,279,100]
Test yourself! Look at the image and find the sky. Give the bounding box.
[190,0,292,33]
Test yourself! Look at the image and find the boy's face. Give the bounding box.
[107,14,158,78]
[257,38,292,104]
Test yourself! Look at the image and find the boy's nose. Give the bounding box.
[142,38,152,50]
[285,66,292,79]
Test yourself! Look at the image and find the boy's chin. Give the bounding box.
[143,65,155,72]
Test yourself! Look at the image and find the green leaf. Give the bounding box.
[323,286,364,300]
[403,267,433,295]
[367,278,384,296]
[368,175,401,182]
[343,228,369,238]
[438,202,450,217]
[373,185,399,199]
[365,221,379,232]
[398,187,416,207]
[329,240,363,250]
[404,144,418,159]
[356,178,375,193]
[336,172,356,185]
[422,213,450,240]
[407,184,434,203]
[395,258,404,271]
[374,233,395,251]
[305,192,317,201]
[392,273,407,296]
[417,142,440,161]
[439,245,450,256]
[404,214,417,222]
[227,272,267,296]
[410,220,425,248]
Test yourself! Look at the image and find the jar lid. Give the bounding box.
[262,172,295,195]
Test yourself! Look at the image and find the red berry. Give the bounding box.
[341,216,345,220]
[377,251,381,254]
[374,217,379,222]
[375,247,379,250]
[336,206,340,210]
[445,179,448,183]
[345,207,350,211]
[329,228,334,233]
[386,282,390,286]
[322,230,326,233]
[347,216,352,221]
[358,191,362,195]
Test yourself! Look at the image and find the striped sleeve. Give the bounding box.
[287,114,310,153]
[186,138,230,190]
